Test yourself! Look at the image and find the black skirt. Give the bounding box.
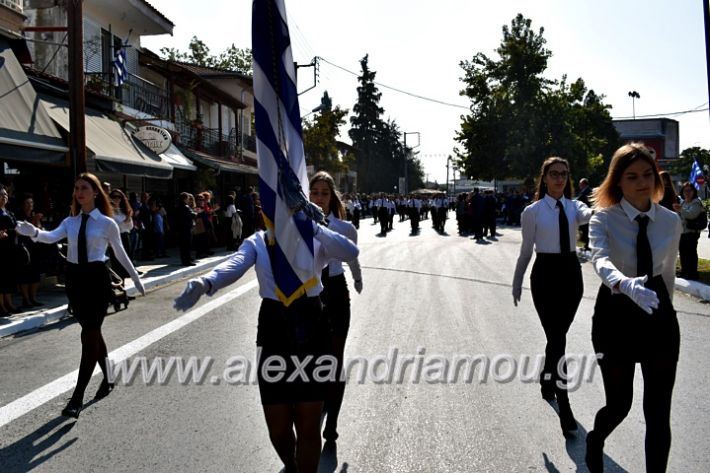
[65,262,112,329]
[256,296,330,405]
[321,273,351,337]
[592,275,680,363]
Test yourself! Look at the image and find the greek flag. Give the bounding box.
[252,0,324,306]
[689,159,704,191]
[113,48,127,87]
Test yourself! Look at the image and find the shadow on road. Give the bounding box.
[0,416,77,472]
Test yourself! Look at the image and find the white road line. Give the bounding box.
[0,279,258,428]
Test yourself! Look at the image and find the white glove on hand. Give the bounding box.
[173,278,208,312]
[354,279,363,294]
[132,276,146,296]
[618,275,659,315]
[15,221,37,237]
[512,285,522,306]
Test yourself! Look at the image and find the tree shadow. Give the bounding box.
[0,416,78,472]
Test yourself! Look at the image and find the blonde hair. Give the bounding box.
[591,143,664,209]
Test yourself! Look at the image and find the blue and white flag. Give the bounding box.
[689,159,704,191]
[113,47,127,87]
[252,0,324,306]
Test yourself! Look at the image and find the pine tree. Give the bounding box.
[349,55,385,193]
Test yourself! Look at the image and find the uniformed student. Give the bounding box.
[308,171,363,443]
[585,143,682,473]
[16,173,145,418]
[512,157,592,436]
[173,202,358,473]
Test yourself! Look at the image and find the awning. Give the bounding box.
[0,39,69,165]
[159,143,196,171]
[181,148,258,175]
[42,97,173,179]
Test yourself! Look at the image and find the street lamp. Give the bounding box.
[628,90,640,119]
[403,132,420,194]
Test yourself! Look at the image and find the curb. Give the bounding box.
[675,278,710,302]
[0,254,232,339]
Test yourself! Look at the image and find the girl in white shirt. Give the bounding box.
[309,171,363,443]
[16,173,145,419]
[512,157,592,436]
[109,188,134,279]
[585,143,682,473]
[173,204,358,473]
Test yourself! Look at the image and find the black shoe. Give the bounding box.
[61,400,82,418]
[585,431,604,473]
[558,402,578,435]
[94,380,115,400]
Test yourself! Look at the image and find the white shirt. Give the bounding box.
[113,209,134,234]
[590,199,681,299]
[33,208,139,280]
[513,195,592,289]
[324,214,362,281]
[202,225,359,301]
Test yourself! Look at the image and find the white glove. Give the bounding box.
[15,221,37,237]
[512,285,522,306]
[173,278,208,312]
[618,275,659,315]
[132,276,146,296]
[354,279,363,294]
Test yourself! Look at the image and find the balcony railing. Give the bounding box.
[175,118,239,159]
[0,0,22,13]
[84,72,169,118]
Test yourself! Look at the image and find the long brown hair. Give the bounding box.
[110,188,133,218]
[309,170,346,219]
[591,143,663,209]
[534,157,573,201]
[70,172,113,217]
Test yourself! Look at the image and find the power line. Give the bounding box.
[612,107,709,120]
[318,56,708,121]
[317,56,470,110]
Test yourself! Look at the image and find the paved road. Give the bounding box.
[1,215,708,472]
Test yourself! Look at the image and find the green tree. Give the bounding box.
[160,36,252,75]
[302,92,349,175]
[455,14,619,185]
[349,55,385,193]
[672,146,710,180]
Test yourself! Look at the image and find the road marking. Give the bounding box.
[0,279,257,428]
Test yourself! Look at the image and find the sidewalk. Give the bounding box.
[0,250,233,338]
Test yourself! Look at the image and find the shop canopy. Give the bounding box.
[42,96,173,179]
[0,39,69,165]
[182,148,258,175]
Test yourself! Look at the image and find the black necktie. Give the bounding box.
[635,215,652,277]
[556,200,570,254]
[78,213,90,264]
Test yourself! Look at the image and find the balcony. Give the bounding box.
[0,0,22,13]
[84,72,169,118]
[174,118,239,159]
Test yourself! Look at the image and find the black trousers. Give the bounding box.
[679,231,699,279]
[530,253,583,394]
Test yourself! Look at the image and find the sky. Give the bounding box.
[141,0,710,184]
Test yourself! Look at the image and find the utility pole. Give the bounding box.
[446,155,451,196]
[67,0,87,174]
